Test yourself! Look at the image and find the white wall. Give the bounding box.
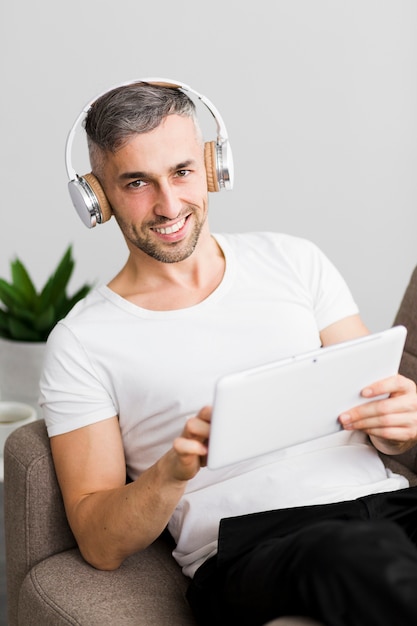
[1,0,416,331]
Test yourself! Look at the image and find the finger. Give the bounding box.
[173,436,208,458]
[360,374,416,400]
[340,409,413,432]
[364,420,416,443]
[339,401,417,446]
[341,394,408,424]
[183,415,210,442]
[196,405,212,424]
[370,425,414,442]
[171,436,208,481]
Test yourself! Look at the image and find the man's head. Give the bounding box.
[66,79,233,230]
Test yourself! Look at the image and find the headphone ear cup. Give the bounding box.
[204,141,220,193]
[83,173,113,223]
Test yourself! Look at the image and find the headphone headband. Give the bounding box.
[66,77,233,228]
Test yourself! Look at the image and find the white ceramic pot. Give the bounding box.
[0,338,46,410]
[0,400,37,450]
[0,401,37,480]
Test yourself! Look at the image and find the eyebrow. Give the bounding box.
[118,160,196,182]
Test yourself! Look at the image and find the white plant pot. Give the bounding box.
[0,337,46,411]
[0,400,37,480]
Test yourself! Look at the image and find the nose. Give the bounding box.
[154,181,182,219]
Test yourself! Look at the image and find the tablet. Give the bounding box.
[207,325,407,469]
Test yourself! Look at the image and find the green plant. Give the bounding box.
[0,245,92,342]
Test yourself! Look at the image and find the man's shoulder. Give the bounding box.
[51,286,116,338]
[216,231,319,258]
[64,286,108,320]
[46,286,120,351]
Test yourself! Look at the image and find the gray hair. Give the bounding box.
[84,82,198,173]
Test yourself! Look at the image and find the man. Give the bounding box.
[40,81,417,626]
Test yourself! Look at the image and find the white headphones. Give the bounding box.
[65,78,234,228]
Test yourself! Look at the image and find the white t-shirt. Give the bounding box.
[39,232,408,577]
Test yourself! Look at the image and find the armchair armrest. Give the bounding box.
[4,420,76,625]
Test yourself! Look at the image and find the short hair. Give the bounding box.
[84,82,198,173]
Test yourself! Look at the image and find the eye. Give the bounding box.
[176,169,190,178]
[128,179,147,189]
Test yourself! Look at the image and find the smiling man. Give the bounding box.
[40,81,417,626]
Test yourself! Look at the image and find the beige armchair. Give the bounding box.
[5,266,417,625]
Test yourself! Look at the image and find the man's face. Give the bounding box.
[99,114,210,264]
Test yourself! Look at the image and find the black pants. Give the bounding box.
[186,487,417,626]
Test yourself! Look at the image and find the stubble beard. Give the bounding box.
[115,206,206,264]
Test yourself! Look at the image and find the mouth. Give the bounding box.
[152,216,187,235]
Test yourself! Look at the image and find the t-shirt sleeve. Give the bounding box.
[39,322,118,437]
[283,236,359,331]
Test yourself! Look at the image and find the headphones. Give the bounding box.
[65,78,234,228]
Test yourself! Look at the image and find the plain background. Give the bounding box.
[1,0,416,332]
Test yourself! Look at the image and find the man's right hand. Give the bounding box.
[170,405,211,481]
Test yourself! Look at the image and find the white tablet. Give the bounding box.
[207,325,407,469]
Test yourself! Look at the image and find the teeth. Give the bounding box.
[154,218,186,235]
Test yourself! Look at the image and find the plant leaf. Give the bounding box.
[0,279,27,311]
[11,259,38,307]
[40,246,74,307]
[8,317,42,342]
[37,276,53,312]
[5,306,36,326]
[0,309,10,333]
[33,305,56,333]
[1,244,92,341]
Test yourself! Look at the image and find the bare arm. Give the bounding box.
[319,313,370,346]
[50,407,211,570]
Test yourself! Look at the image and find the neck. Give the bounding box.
[108,230,225,311]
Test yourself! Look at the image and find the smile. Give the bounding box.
[152,217,186,235]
